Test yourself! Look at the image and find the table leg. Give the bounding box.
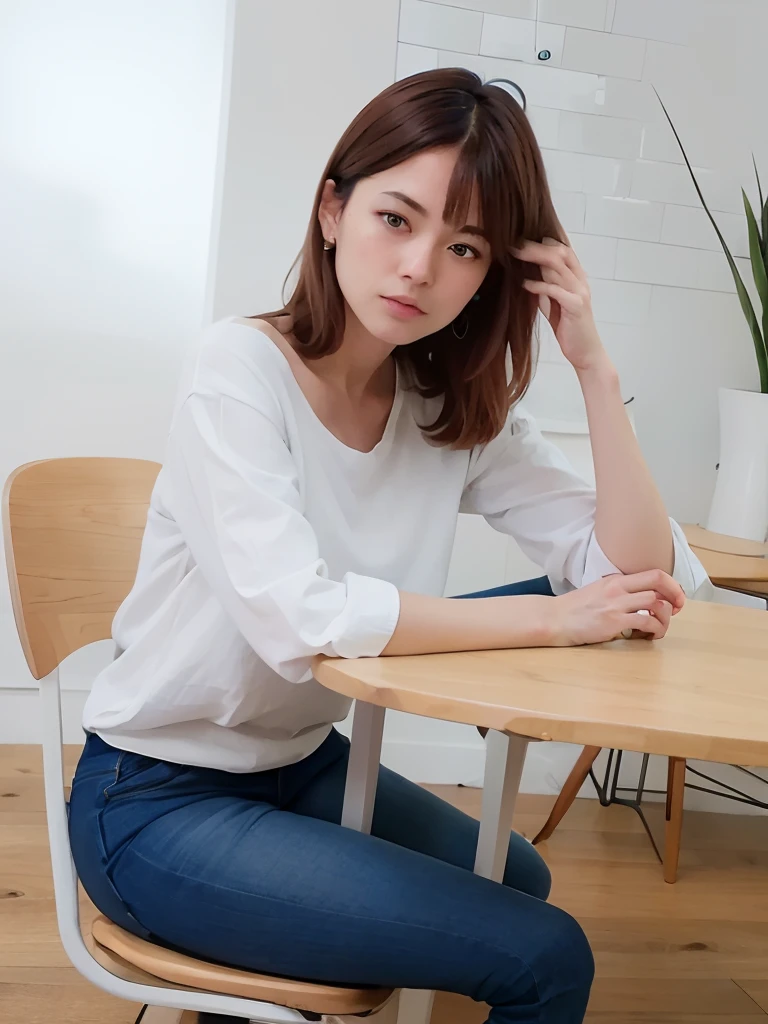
[341,700,386,833]
[474,730,529,881]
[397,732,529,1024]
[341,704,436,1024]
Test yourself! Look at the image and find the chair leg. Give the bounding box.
[532,746,602,845]
[664,757,686,884]
[137,1005,184,1023]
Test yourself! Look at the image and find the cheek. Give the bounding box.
[335,221,389,294]
[433,261,487,316]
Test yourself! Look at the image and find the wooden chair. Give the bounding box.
[530,747,687,883]
[2,458,395,1024]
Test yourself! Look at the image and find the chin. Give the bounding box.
[361,311,435,347]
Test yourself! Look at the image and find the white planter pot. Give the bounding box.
[707,387,768,541]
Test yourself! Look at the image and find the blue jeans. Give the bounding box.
[69,577,593,1023]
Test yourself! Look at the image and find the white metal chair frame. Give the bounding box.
[3,457,398,1024]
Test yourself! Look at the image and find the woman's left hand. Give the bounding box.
[513,237,607,373]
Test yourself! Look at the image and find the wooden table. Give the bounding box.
[314,599,768,1024]
[683,523,768,599]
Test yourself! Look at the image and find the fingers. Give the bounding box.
[617,591,672,618]
[615,570,685,612]
[523,278,587,316]
[621,611,667,640]
[513,238,588,284]
[652,600,673,631]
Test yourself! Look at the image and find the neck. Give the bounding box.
[314,304,395,400]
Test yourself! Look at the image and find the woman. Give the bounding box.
[69,69,709,1024]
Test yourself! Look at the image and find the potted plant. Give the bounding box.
[659,94,768,541]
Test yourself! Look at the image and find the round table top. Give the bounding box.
[314,600,768,766]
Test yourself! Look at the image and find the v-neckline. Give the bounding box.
[229,316,403,456]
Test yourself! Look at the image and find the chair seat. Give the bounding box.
[91,915,394,1015]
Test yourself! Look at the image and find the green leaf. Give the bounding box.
[744,189,768,310]
[754,155,768,260]
[655,89,768,392]
[754,154,764,213]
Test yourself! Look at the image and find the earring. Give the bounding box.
[452,311,469,340]
[323,238,336,251]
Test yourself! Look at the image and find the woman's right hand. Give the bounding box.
[548,570,685,647]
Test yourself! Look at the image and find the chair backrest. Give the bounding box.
[3,457,161,680]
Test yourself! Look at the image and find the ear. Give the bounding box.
[317,179,343,243]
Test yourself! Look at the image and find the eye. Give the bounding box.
[450,242,480,260]
[380,212,407,229]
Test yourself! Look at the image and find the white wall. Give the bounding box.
[0,2,230,693]
[209,0,401,319]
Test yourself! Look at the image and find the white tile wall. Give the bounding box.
[598,74,660,122]
[539,0,608,31]
[661,205,749,259]
[526,105,561,148]
[439,0,535,15]
[570,232,618,278]
[613,0,693,45]
[561,27,646,80]
[480,15,565,66]
[551,188,586,232]
[615,239,739,292]
[641,40,695,90]
[399,0,482,52]
[396,0,761,540]
[585,195,664,241]
[640,120,683,164]
[590,278,652,324]
[558,110,642,159]
[630,159,701,207]
[580,154,633,196]
[541,148,583,191]
[395,42,439,79]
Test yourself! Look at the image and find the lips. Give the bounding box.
[381,295,425,317]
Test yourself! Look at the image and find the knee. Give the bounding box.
[533,907,595,1004]
[503,835,552,901]
[479,904,594,1016]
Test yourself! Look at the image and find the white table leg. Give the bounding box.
[395,989,436,1024]
[474,730,529,881]
[342,705,435,1024]
[341,700,385,833]
[393,730,528,1024]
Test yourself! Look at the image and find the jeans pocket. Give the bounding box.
[104,751,187,801]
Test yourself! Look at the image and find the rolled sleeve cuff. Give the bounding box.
[332,573,402,659]
[562,519,714,600]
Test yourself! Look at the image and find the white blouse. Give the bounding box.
[82,316,711,772]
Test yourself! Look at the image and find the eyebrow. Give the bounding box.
[380,190,489,241]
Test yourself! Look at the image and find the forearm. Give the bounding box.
[578,354,674,575]
[381,591,553,656]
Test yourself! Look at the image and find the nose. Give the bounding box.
[399,237,437,287]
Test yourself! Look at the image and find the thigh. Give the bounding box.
[284,739,551,901]
[110,795,582,1005]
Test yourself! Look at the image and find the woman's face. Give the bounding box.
[319,147,492,347]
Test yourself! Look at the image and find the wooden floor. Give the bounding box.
[1,746,767,1024]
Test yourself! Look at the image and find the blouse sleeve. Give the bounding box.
[163,375,401,684]
[460,405,713,599]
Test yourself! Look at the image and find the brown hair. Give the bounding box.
[258,67,564,448]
